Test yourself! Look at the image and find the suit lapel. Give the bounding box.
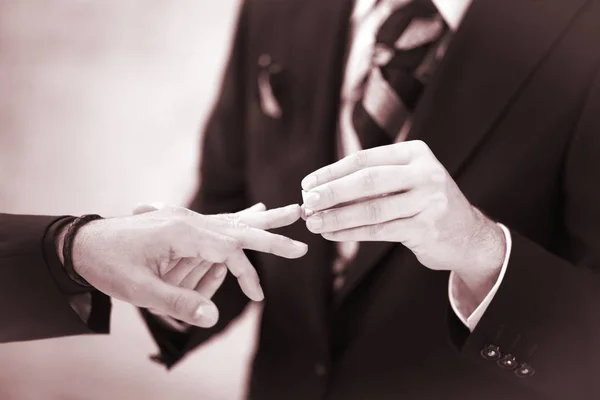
[335,0,589,306]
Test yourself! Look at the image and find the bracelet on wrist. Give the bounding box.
[62,214,104,288]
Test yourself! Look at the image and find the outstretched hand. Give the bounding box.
[63,203,306,328]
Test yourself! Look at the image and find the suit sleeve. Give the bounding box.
[140,1,253,369]
[0,213,111,343]
[452,67,600,398]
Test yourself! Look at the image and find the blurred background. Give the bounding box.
[0,1,260,399]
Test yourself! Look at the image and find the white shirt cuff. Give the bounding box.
[448,223,512,331]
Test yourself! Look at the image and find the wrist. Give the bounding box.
[455,209,505,300]
[60,215,104,287]
[70,220,103,278]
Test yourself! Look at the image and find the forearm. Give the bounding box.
[0,214,108,342]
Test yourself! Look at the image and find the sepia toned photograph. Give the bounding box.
[1,0,599,399]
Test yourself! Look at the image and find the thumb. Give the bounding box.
[143,278,219,328]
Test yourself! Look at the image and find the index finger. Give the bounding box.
[236,204,302,230]
[301,142,416,191]
[202,216,308,259]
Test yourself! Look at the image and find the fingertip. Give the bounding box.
[194,302,219,327]
[288,240,309,258]
[301,175,317,191]
[253,288,265,302]
[239,276,265,301]
[287,204,302,218]
[300,205,315,221]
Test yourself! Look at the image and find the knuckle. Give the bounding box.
[361,170,377,191]
[432,192,449,213]
[170,292,190,315]
[323,167,334,182]
[353,151,369,168]
[222,218,237,229]
[411,140,429,153]
[236,221,250,231]
[368,223,385,239]
[429,164,447,185]
[328,209,342,229]
[219,217,245,231]
[391,166,407,186]
[223,212,241,221]
[325,184,337,204]
[365,200,381,221]
[222,235,241,251]
[392,142,408,160]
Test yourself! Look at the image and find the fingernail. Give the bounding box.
[292,239,308,248]
[301,175,317,191]
[195,304,218,324]
[303,192,320,208]
[300,205,308,220]
[301,205,315,221]
[287,203,300,210]
[306,215,323,231]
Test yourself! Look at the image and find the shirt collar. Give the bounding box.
[352,0,473,31]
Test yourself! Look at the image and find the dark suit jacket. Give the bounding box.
[0,214,109,343]
[144,0,600,398]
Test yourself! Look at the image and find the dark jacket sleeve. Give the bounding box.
[141,1,253,369]
[454,67,600,398]
[0,213,111,343]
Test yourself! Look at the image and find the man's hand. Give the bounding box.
[300,140,505,300]
[132,202,305,324]
[56,205,306,328]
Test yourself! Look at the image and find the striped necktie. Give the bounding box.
[332,0,450,292]
[352,0,449,150]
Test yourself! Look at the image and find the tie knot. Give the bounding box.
[376,0,442,48]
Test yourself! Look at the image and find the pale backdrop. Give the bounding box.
[0,1,262,399]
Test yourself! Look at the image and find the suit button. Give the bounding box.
[481,344,502,360]
[497,354,518,370]
[314,363,328,377]
[515,363,535,378]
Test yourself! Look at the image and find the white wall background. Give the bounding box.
[0,1,261,399]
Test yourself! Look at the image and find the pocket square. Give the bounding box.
[257,54,283,119]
